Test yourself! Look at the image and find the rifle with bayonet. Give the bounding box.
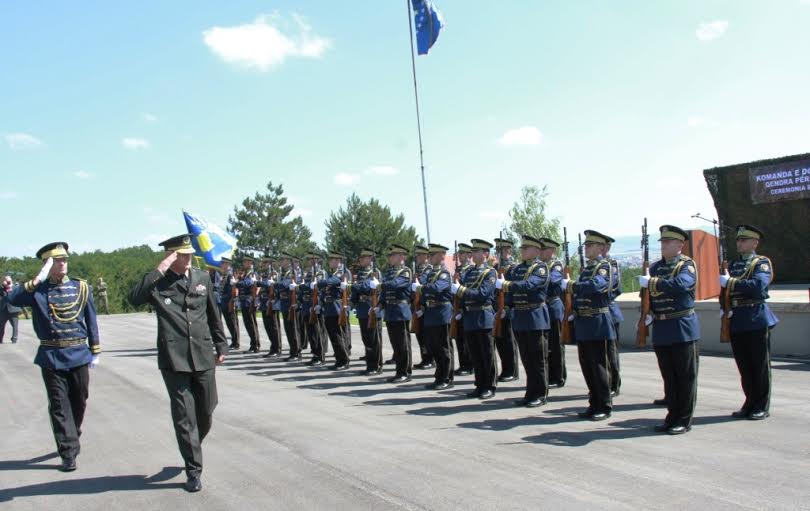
[636,218,650,348]
[493,230,506,338]
[561,227,573,344]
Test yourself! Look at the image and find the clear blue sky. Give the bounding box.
[2,1,809,257]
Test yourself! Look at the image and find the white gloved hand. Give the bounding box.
[719,271,730,288]
[638,274,651,288]
[560,278,570,290]
[416,309,424,318]
[451,282,460,294]
[267,279,275,285]
[368,278,379,289]
[89,355,100,368]
[340,281,347,290]
[314,305,322,314]
[722,309,734,319]
[567,314,575,322]
[495,277,505,290]
[644,314,654,326]
[288,282,297,290]
[454,313,462,321]
[36,257,54,283]
[500,309,507,319]
[411,282,420,292]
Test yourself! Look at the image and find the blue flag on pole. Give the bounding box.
[412,0,444,55]
[183,211,237,267]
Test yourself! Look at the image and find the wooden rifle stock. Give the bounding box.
[635,260,650,348]
[561,263,573,344]
[493,267,506,338]
[720,260,731,342]
[409,266,421,335]
[449,268,461,340]
[339,272,349,328]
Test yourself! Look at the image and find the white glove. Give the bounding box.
[495,277,505,289]
[454,313,462,321]
[638,274,650,288]
[644,314,653,326]
[500,309,507,319]
[314,305,321,314]
[719,271,730,288]
[560,278,570,290]
[288,282,297,290]
[451,282,460,294]
[340,281,347,290]
[416,309,424,318]
[36,257,54,283]
[720,309,734,319]
[411,282,420,292]
[567,314,574,322]
[89,355,100,368]
[369,278,379,289]
[266,279,275,285]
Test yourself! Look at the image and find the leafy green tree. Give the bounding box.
[503,185,561,244]
[324,193,423,262]
[227,181,316,258]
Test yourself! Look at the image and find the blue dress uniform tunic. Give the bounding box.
[727,254,778,332]
[546,259,565,322]
[352,265,384,373]
[350,267,380,321]
[607,259,624,324]
[317,269,346,318]
[275,269,296,312]
[420,264,453,327]
[380,265,412,321]
[275,268,301,357]
[236,270,256,311]
[503,259,550,332]
[648,255,701,345]
[572,257,615,341]
[458,263,496,331]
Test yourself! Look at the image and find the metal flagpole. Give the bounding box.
[406,0,431,243]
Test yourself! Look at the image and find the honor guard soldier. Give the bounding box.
[563,230,616,420]
[497,235,551,407]
[300,252,328,366]
[318,252,351,370]
[412,245,434,370]
[453,243,474,376]
[539,237,567,387]
[603,235,623,397]
[721,224,778,421]
[276,253,302,360]
[493,237,520,382]
[294,257,310,352]
[9,242,100,472]
[95,277,109,314]
[638,226,700,435]
[377,244,413,383]
[412,243,454,390]
[452,239,498,400]
[237,256,261,353]
[129,234,228,492]
[352,248,384,375]
[218,257,240,350]
[258,257,282,358]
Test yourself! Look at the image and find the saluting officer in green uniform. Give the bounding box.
[129,234,228,493]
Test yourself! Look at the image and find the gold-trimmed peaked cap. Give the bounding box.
[159,234,195,254]
[387,243,409,256]
[520,235,543,250]
[539,237,561,249]
[735,224,763,240]
[470,238,494,251]
[659,225,689,242]
[36,241,70,260]
[428,243,449,254]
[457,243,472,254]
[327,251,345,259]
[414,245,429,255]
[494,237,513,249]
[583,230,610,245]
[359,247,376,258]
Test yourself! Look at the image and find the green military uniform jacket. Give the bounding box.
[129,268,228,372]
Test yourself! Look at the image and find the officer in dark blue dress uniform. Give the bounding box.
[318,252,351,370]
[453,243,474,376]
[539,237,567,387]
[10,241,100,472]
[413,245,434,370]
[218,257,240,350]
[603,236,623,397]
[352,248,384,375]
[453,239,498,400]
[413,243,454,389]
[565,230,616,420]
[498,235,550,407]
[237,256,261,353]
[721,224,778,421]
[493,237,520,383]
[638,225,700,435]
[299,253,327,366]
[258,257,282,358]
[378,244,413,383]
[275,253,301,360]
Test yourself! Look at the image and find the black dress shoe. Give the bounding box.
[654,423,671,433]
[434,382,453,390]
[388,375,411,383]
[263,351,279,358]
[667,425,691,435]
[185,476,202,493]
[731,409,750,419]
[334,364,350,371]
[416,362,434,370]
[467,389,482,398]
[229,344,240,350]
[514,398,527,407]
[364,369,382,376]
[610,389,620,398]
[384,359,395,365]
[547,382,562,389]
[359,355,367,361]
[525,398,547,408]
[748,411,769,421]
[577,409,595,419]
[455,368,472,376]
[424,382,438,390]
[590,412,611,421]
[498,375,518,383]
[653,398,668,406]
[478,390,495,400]
[58,458,77,472]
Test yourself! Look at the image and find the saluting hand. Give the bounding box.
[157,251,178,274]
[34,257,54,285]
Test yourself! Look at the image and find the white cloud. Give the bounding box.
[5,132,44,150]
[122,137,150,150]
[73,170,92,179]
[478,210,507,221]
[498,126,543,146]
[0,191,18,200]
[142,112,158,122]
[687,115,719,128]
[203,13,331,72]
[334,172,360,186]
[696,21,729,41]
[364,165,400,176]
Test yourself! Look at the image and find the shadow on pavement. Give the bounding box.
[0,452,61,471]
